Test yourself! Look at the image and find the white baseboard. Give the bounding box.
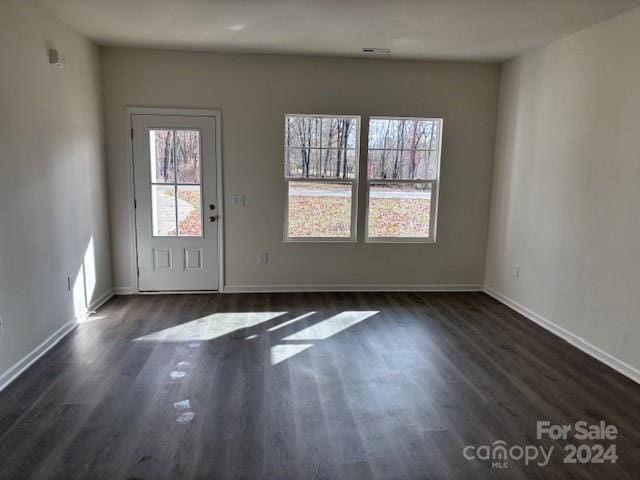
[88,288,114,311]
[0,318,78,393]
[484,286,640,385]
[0,288,113,393]
[113,286,136,295]
[224,284,484,293]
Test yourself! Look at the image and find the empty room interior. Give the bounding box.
[2,0,640,478]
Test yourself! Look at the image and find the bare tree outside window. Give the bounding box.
[366,118,443,240]
[283,115,440,240]
[284,114,360,240]
[150,129,203,237]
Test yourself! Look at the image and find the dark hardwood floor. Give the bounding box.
[1,292,639,479]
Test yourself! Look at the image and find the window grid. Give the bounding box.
[149,128,203,238]
[365,117,443,242]
[284,149,359,180]
[284,114,361,241]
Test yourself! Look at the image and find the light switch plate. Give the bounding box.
[231,194,245,207]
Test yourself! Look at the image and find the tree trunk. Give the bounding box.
[323,122,334,177]
[393,120,405,179]
[305,119,312,177]
[301,150,309,178]
[342,120,351,178]
[286,119,291,176]
[335,120,344,177]
[425,121,436,178]
[380,122,391,178]
[163,132,172,180]
[409,121,419,179]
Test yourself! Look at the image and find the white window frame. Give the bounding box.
[364,116,443,244]
[283,114,361,242]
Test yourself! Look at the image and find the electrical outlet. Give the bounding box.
[515,265,521,279]
[258,251,269,264]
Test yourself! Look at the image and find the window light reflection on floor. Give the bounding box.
[267,311,316,332]
[133,312,286,342]
[132,310,379,366]
[271,311,379,365]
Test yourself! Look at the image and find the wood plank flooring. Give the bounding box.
[1,292,639,479]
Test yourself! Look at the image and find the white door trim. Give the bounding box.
[125,106,224,293]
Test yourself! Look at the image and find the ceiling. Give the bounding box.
[38,0,640,62]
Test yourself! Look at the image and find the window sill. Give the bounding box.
[364,237,436,244]
[284,237,357,243]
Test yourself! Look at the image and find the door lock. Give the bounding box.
[209,215,217,222]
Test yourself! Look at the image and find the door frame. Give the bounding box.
[125,106,224,293]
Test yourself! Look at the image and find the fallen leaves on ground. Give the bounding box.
[289,196,352,237]
[368,198,430,237]
[288,195,430,238]
[177,190,202,236]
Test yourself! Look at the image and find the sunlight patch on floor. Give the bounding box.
[133,312,286,342]
[283,311,378,341]
[270,344,314,365]
[270,311,379,365]
[267,311,316,332]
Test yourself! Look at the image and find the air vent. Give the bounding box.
[362,48,391,54]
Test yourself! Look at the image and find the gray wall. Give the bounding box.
[101,48,499,291]
[0,2,112,383]
[486,7,640,376]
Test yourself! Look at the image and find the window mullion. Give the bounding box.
[367,179,433,185]
[285,177,354,184]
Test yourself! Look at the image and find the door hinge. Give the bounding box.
[130,128,134,139]
[134,198,137,209]
[137,266,140,277]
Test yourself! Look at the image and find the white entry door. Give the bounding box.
[132,113,219,291]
